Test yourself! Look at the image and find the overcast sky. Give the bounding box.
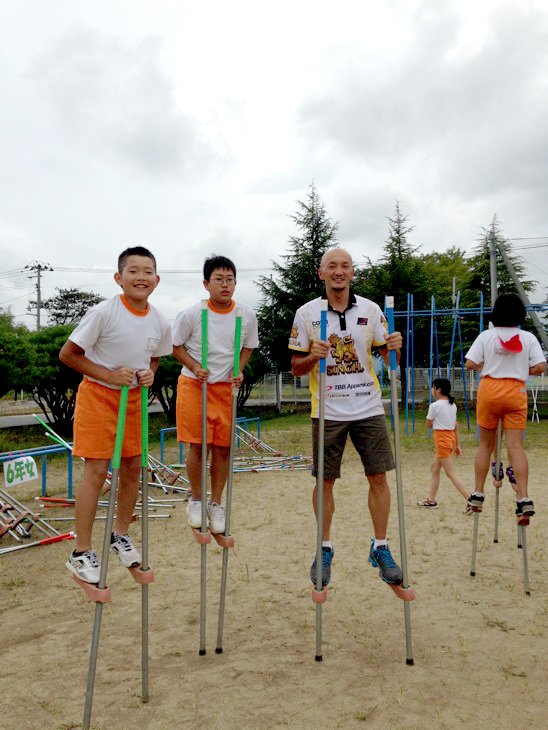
[1,0,547,328]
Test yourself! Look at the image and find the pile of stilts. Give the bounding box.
[0,485,75,554]
[33,413,190,498]
[231,423,311,472]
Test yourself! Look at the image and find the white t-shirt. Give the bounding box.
[288,294,387,421]
[172,300,259,383]
[466,327,545,381]
[69,294,172,389]
[426,399,457,430]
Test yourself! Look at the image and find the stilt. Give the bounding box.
[215,308,242,654]
[313,300,328,661]
[470,511,480,577]
[519,523,530,596]
[492,423,502,543]
[199,299,209,656]
[83,386,128,730]
[139,386,154,702]
[386,297,414,665]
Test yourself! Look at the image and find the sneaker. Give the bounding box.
[66,548,100,584]
[468,492,485,512]
[207,501,226,534]
[310,547,334,588]
[417,499,438,508]
[515,499,535,518]
[368,541,403,585]
[491,461,503,481]
[186,498,203,528]
[110,533,141,568]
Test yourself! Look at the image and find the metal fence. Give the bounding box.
[248,370,547,407]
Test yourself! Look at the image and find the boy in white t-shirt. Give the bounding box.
[172,255,258,533]
[465,293,546,521]
[59,246,172,583]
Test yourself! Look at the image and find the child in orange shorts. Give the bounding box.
[59,246,172,583]
[417,378,472,513]
[465,292,546,519]
[172,255,258,533]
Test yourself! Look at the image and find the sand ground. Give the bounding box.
[0,422,546,730]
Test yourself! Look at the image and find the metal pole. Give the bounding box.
[83,386,128,730]
[470,511,479,577]
[199,300,209,656]
[385,297,414,665]
[140,387,150,702]
[216,307,242,654]
[488,231,502,546]
[315,300,328,661]
[520,526,530,596]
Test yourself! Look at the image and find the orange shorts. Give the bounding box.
[433,430,456,458]
[176,375,232,447]
[73,378,142,459]
[476,376,527,430]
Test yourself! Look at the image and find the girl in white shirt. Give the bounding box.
[418,378,472,512]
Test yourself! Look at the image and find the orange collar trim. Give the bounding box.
[120,294,150,316]
[208,300,235,315]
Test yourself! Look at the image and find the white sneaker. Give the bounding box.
[66,548,101,584]
[186,498,203,528]
[207,501,226,534]
[110,533,141,568]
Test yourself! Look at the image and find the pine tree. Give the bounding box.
[463,216,535,306]
[255,184,339,371]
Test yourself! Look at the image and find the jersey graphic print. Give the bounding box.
[327,333,364,376]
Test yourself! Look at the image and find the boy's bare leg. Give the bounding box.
[312,478,335,540]
[185,443,204,499]
[504,428,528,499]
[428,458,441,501]
[440,457,470,500]
[115,455,141,534]
[366,472,391,540]
[474,427,497,493]
[209,445,230,504]
[74,458,110,552]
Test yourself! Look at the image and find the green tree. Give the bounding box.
[0,309,29,398]
[149,354,181,422]
[354,202,431,380]
[20,325,82,433]
[255,184,339,372]
[29,287,106,326]
[462,216,535,307]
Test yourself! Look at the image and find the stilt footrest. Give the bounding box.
[192,528,212,544]
[390,583,415,601]
[129,565,155,584]
[311,588,327,604]
[212,532,234,548]
[71,573,112,603]
[517,516,530,526]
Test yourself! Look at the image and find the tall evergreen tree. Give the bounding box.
[354,202,431,375]
[255,184,339,371]
[462,216,535,307]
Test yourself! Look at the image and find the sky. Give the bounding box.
[1,0,547,329]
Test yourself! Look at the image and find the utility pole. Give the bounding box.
[25,261,53,331]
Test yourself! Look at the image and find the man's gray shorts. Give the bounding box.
[312,415,395,479]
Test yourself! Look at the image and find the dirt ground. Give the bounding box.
[0,422,546,730]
